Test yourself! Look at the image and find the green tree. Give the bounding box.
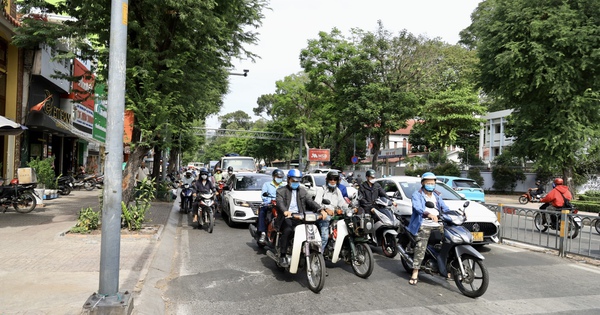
[491,151,526,192]
[463,0,600,188]
[14,0,268,201]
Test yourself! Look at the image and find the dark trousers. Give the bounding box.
[258,205,268,232]
[279,218,301,254]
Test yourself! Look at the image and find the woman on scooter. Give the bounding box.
[407,172,450,286]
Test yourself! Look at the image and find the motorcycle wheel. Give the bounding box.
[518,196,529,204]
[453,254,489,298]
[533,213,548,232]
[59,186,72,196]
[381,233,398,258]
[595,218,600,234]
[206,209,214,234]
[566,217,579,239]
[83,180,94,191]
[351,243,374,279]
[306,251,326,293]
[14,192,37,213]
[400,255,413,273]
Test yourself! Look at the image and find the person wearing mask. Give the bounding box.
[354,174,363,186]
[540,178,573,227]
[191,168,217,225]
[357,169,395,214]
[407,172,449,286]
[136,161,150,186]
[257,169,286,244]
[275,169,322,267]
[313,170,348,252]
[223,166,235,187]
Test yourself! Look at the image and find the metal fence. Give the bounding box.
[483,204,600,260]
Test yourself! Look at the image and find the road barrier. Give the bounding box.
[483,204,600,260]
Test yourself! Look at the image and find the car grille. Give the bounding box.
[248,202,262,214]
[462,222,498,237]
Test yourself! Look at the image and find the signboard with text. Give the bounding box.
[308,148,330,162]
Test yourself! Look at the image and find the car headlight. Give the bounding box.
[233,198,250,207]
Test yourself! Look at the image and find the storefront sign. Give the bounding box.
[308,148,330,162]
[93,84,107,143]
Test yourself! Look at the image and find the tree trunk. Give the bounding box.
[152,144,162,180]
[168,150,178,174]
[370,136,381,171]
[122,145,150,204]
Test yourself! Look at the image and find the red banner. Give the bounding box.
[308,149,330,162]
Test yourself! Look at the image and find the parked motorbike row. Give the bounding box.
[248,194,490,296]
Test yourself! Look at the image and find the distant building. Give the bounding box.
[479,109,514,164]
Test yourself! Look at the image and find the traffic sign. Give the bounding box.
[351,156,359,164]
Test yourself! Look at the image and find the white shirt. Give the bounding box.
[136,166,150,182]
[289,190,299,213]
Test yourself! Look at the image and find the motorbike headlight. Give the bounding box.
[233,199,250,207]
[346,209,354,217]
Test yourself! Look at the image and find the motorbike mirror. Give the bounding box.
[425,201,436,208]
[262,192,269,197]
[322,199,331,205]
[463,201,470,208]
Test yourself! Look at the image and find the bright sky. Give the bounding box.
[207,0,483,128]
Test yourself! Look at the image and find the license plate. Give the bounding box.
[471,232,484,242]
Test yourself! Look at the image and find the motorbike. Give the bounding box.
[94,175,104,189]
[249,193,277,248]
[369,197,400,258]
[396,200,489,298]
[324,205,374,279]
[519,189,545,204]
[57,175,74,196]
[251,206,327,293]
[180,183,193,214]
[196,192,215,233]
[73,174,97,191]
[534,204,581,239]
[0,179,39,214]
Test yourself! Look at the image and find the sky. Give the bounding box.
[206,0,483,128]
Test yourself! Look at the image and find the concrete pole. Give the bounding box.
[99,0,128,295]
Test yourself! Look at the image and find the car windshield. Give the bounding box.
[223,159,255,172]
[234,175,271,191]
[454,180,482,189]
[397,181,462,200]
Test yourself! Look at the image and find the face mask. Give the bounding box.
[327,183,336,188]
[424,184,435,192]
[228,171,233,175]
[368,178,375,184]
[275,178,283,184]
[290,182,300,190]
[201,175,207,180]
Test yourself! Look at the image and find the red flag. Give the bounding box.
[30,94,52,112]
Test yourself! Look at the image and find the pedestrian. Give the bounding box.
[136,161,150,186]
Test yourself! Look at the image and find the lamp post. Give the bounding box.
[229,69,249,77]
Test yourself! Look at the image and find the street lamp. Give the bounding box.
[229,69,249,77]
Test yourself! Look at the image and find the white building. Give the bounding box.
[479,109,514,164]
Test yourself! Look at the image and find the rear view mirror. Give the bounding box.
[262,192,269,197]
[463,201,470,208]
[425,201,435,208]
[322,199,331,205]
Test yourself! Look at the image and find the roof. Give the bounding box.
[390,119,417,135]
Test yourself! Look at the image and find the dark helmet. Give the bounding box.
[272,169,284,178]
[326,170,340,183]
[287,169,302,181]
[554,178,564,185]
[200,167,209,175]
[227,166,234,172]
[365,169,376,178]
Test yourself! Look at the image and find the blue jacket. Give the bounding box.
[261,180,284,205]
[407,188,450,236]
[337,183,348,198]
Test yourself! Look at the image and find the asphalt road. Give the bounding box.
[159,209,600,315]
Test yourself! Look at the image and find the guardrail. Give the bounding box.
[483,204,600,260]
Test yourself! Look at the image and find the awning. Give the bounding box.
[26,111,103,146]
[0,115,27,136]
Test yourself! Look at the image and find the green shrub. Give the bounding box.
[433,163,461,177]
[577,195,600,202]
[467,168,485,187]
[27,157,57,188]
[121,177,155,230]
[70,207,101,233]
[405,168,430,177]
[571,201,600,213]
[584,190,600,197]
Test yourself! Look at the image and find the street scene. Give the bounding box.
[0,0,599,314]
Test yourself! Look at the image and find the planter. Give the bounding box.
[33,188,45,205]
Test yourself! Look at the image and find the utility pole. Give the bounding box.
[82,0,133,313]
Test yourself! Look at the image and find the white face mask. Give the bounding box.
[201,175,207,180]
[368,178,376,184]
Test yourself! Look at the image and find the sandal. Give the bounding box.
[409,278,418,286]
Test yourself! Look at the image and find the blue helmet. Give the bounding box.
[287,169,302,180]
[421,172,436,183]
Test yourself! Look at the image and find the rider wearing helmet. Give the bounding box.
[275,169,322,267]
[214,167,223,182]
[256,169,286,244]
[313,170,349,252]
[407,172,450,286]
[540,178,573,226]
[357,169,392,214]
[191,167,217,226]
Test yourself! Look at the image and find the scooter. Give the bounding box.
[253,209,326,293]
[368,197,400,258]
[57,175,74,196]
[73,174,97,191]
[196,192,215,233]
[0,179,39,213]
[519,189,545,204]
[534,203,581,239]
[324,205,374,278]
[180,183,193,214]
[396,200,490,298]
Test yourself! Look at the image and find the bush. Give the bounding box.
[122,177,155,230]
[27,157,57,188]
[571,201,600,213]
[70,207,101,233]
[467,168,485,187]
[405,168,430,177]
[584,190,600,197]
[433,163,460,177]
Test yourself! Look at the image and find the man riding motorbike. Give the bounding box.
[276,169,323,267]
[179,171,195,208]
[539,178,572,227]
[357,169,395,214]
[192,168,217,226]
[313,170,349,252]
[257,169,286,245]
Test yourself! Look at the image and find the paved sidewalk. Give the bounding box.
[0,189,173,314]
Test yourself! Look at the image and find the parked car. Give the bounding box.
[375,176,499,244]
[301,173,357,201]
[436,176,485,202]
[221,172,272,226]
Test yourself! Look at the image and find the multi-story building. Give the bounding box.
[478,109,514,164]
